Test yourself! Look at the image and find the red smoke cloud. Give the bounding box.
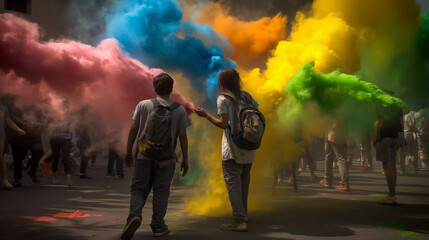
[0,13,192,130]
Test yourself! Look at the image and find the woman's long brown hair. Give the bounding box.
[217,68,242,102]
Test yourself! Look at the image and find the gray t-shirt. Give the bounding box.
[131,98,191,166]
[217,93,259,164]
[0,105,10,138]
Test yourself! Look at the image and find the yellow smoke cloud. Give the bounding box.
[196,2,287,69]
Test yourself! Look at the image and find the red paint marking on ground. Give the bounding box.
[92,214,103,217]
[32,216,56,222]
[54,210,91,218]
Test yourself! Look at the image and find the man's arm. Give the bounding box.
[178,127,189,177]
[124,120,139,167]
[6,116,25,135]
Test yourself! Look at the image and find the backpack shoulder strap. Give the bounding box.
[150,98,161,108]
[169,102,181,111]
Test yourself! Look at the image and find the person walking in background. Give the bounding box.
[107,128,124,179]
[0,97,25,190]
[374,104,404,205]
[195,68,265,232]
[415,105,429,171]
[5,104,44,187]
[121,73,190,240]
[49,99,73,187]
[400,109,419,175]
[320,119,350,191]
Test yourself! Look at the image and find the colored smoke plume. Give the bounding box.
[195,2,287,68]
[186,0,425,216]
[280,61,404,139]
[0,13,192,147]
[105,0,235,101]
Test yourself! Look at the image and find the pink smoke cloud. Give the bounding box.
[0,13,193,130]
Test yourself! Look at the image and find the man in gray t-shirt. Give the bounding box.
[121,73,191,240]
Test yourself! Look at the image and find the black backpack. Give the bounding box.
[137,99,180,160]
[226,92,265,150]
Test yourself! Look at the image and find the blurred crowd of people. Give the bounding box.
[0,95,125,189]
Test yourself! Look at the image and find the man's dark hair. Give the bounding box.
[153,73,174,96]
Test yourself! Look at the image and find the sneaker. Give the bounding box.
[335,185,351,192]
[319,179,332,188]
[152,224,170,237]
[106,172,115,177]
[377,195,397,205]
[115,175,125,180]
[79,174,92,179]
[121,216,141,240]
[27,170,40,183]
[13,181,22,187]
[220,221,247,232]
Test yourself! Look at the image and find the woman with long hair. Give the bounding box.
[194,68,260,232]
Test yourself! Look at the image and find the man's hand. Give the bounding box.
[181,160,189,177]
[17,128,26,136]
[194,107,208,118]
[125,152,134,167]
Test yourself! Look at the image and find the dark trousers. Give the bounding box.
[11,141,44,179]
[49,138,72,174]
[78,142,96,174]
[107,147,124,176]
[128,160,175,229]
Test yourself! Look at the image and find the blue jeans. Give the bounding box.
[127,160,175,229]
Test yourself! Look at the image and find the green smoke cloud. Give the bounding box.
[279,61,404,140]
[358,12,429,108]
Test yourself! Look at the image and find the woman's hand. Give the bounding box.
[194,107,208,118]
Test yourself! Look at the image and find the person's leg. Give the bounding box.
[151,162,176,231]
[11,143,27,184]
[28,140,43,174]
[0,138,12,188]
[61,139,73,186]
[78,143,89,175]
[366,140,373,167]
[115,150,124,177]
[240,163,252,219]
[410,135,419,173]
[333,142,349,188]
[383,159,397,197]
[107,147,115,175]
[417,133,428,170]
[128,160,153,222]
[222,159,246,222]
[399,142,407,174]
[122,160,153,240]
[90,151,97,167]
[289,161,298,192]
[49,138,61,184]
[322,140,334,186]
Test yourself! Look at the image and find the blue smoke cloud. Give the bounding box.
[106,0,236,103]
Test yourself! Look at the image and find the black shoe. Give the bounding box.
[80,174,92,179]
[121,216,141,240]
[152,224,170,237]
[115,175,125,180]
[13,181,22,187]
